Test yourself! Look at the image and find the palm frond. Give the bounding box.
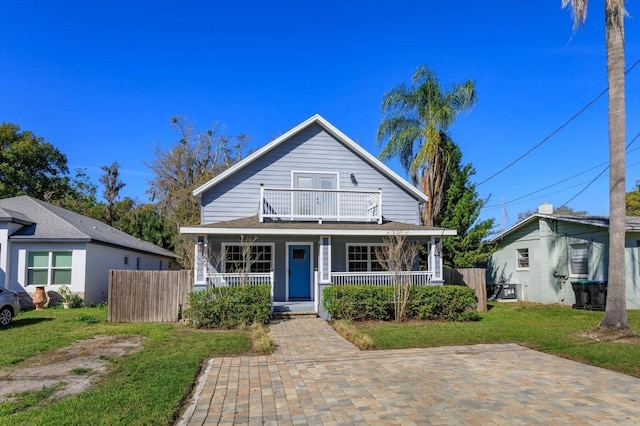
[562,0,588,31]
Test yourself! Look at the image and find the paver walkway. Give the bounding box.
[179,318,640,425]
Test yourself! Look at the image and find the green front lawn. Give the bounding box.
[0,306,251,425]
[359,302,640,378]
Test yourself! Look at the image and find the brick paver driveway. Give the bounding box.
[178,318,640,425]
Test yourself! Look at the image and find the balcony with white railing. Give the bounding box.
[259,186,382,223]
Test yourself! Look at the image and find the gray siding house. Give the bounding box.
[180,114,455,314]
[488,203,640,309]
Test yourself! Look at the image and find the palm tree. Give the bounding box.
[562,0,630,332]
[377,66,476,226]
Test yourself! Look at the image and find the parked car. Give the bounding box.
[0,288,21,326]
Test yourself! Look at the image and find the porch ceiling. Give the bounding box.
[180,215,456,237]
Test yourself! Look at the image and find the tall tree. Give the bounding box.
[0,122,71,200]
[434,138,495,268]
[99,161,126,225]
[53,168,103,219]
[562,0,630,332]
[377,66,477,226]
[147,116,248,268]
[114,202,174,250]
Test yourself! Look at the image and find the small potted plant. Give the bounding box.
[58,285,73,309]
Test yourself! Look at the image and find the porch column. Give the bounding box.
[194,236,207,290]
[318,236,331,283]
[430,237,444,285]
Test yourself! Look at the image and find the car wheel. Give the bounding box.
[0,307,12,326]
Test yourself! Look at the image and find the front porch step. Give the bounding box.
[271,311,318,320]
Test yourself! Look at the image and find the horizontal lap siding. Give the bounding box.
[208,236,316,302]
[201,124,420,225]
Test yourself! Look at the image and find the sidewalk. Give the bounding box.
[179,317,640,425]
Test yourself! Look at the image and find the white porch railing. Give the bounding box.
[204,271,275,314]
[330,271,436,286]
[206,271,274,287]
[259,186,382,223]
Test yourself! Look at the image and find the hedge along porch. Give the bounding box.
[180,218,454,318]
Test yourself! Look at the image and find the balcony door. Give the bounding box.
[293,172,338,217]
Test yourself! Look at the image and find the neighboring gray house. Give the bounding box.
[0,196,178,305]
[180,114,455,314]
[487,202,640,309]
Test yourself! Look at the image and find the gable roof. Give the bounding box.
[192,114,429,202]
[489,213,640,243]
[0,196,177,258]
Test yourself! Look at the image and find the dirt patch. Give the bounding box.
[576,328,640,344]
[0,335,144,401]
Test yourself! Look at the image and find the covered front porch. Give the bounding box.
[181,215,456,317]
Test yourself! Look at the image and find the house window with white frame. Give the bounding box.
[347,244,384,272]
[570,243,588,276]
[516,248,529,269]
[223,244,273,273]
[27,251,72,286]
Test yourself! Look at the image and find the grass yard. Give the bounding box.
[0,306,251,426]
[358,302,640,378]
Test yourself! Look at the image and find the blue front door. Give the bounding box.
[289,244,311,299]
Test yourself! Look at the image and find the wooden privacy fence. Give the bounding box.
[108,270,193,323]
[444,268,487,312]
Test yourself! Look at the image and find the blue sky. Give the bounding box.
[2,1,640,231]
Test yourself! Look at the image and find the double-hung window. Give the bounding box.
[570,243,588,276]
[347,244,384,272]
[27,251,72,286]
[516,248,529,269]
[223,244,274,273]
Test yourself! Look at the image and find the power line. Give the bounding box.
[482,138,640,211]
[476,57,640,187]
[556,132,640,210]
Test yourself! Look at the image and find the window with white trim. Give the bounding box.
[27,251,72,286]
[223,244,274,273]
[570,243,588,276]
[347,244,384,272]
[516,248,529,269]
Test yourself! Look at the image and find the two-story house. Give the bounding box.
[180,114,455,315]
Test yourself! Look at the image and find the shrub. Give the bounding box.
[323,285,394,321]
[323,284,479,322]
[407,285,479,321]
[185,284,271,329]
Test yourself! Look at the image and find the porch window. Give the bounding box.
[570,243,588,276]
[223,244,274,273]
[27,251,72,286]
[347,244,384,272]
[516,248,529,269]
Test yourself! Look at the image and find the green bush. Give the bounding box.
[406,285,479,321]
[185,284,271,329]
[323,284,478,322]
[323,285,394,321]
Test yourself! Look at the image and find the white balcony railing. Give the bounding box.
[259,187,382,223]
[330,271,436,286]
